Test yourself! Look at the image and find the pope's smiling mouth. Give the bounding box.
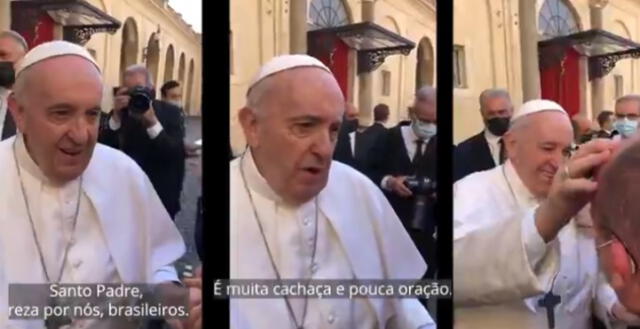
[60,148,82,156]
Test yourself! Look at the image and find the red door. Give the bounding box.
[308,33,350,99]
[540,47,581,117]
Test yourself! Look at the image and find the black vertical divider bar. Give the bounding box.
[203,0,230,327]
[436,0,453,327]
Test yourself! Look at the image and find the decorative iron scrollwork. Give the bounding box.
[358,48,412,74]
[589,50,640,80]
[63,25,119,45]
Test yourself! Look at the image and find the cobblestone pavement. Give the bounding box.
[174,116,202,274]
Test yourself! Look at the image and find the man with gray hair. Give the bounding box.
[368,85,438,279]
[454,88,513,181]
[231,55,434,328]
[0,30,28,140]
[99,64,186,219]
[612,94,640,140]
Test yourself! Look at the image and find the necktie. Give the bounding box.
[498,138,506,164]
[413,139,424,165]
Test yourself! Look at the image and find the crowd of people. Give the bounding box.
[0,30,201,328]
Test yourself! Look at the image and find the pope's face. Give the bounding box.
[242,68,345,205]
[10,56,102,185]
[506,111,573,198]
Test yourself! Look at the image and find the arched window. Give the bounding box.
[538,0,579,40]
[308,0,349,30]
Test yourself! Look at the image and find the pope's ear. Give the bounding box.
[238,107,259,148]
[7,93,25,132]
[503,131,517,160]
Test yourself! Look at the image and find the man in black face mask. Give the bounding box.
[454,88,513,181]
[0,30,28,140]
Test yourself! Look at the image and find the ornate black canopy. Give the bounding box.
[12,0,121,45]
[308,22,416,74]
[538,29,640,80]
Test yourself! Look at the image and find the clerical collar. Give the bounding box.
[241,148,284,204]
[503,160,540,207]
[14,133,50,184]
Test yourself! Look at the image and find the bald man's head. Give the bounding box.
[239,66,345,205]
[9,55,103,185]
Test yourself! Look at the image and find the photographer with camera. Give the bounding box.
[99,65,186,219]
[0,31,27,141]
[368,85,438,279]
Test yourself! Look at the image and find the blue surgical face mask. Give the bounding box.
[412,120,437,140]
[614,118,638,139]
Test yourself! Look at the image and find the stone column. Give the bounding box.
[590,0,608,116]
[518,0,540,101]
[358,0,375,124]
[0,0,10,31]
[289,0,307,54]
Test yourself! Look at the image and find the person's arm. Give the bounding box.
[454,204,560,305]
[144,102,185,161]
[98,111,121,148]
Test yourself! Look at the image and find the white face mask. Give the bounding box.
[168,100,183,108]
[614,118,638,139]
[412,120,437,140]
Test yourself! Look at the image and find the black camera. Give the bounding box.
[404,176,437,232]
[127,86,153,115]
[0,62,15,89]
[404,176,437,195]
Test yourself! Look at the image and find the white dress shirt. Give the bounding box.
[0,87,9,138]
[381,125,430,190]
[484,129,502,166]
[109,116,164,139]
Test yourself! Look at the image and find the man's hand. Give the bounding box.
[141,103,159,128]
[387,176,413,197]
[612,301,640,325]
[535,139,617,242]
[112,94,130,123]
[182,266,202,329]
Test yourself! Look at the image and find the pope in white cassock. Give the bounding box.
[453,99,640,329]
[230,55,435,329]
[0,41,201,329]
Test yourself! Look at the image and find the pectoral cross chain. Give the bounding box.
[538,290,561,329]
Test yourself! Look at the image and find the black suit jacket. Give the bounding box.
[1,110,15,140]
[453,131,495,182]
[357,123,387,168]
[333,119,368,172]
[99,100,186,218]
[368,125,437,229]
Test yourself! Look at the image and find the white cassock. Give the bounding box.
[230,149,435,329]
[0,135,186,329]
[453,160,623,329]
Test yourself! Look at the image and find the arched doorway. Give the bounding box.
[186,59,195,115]
[119,18,139,82]
[145,33,160,86]
[416,37,434,90]
[178,52,186,85]
[307,0,353,101]
[164,44,175,82]
[537,0,581,117]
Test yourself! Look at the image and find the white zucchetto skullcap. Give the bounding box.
[15,40,100,78]
[511,99,568,124]
[247,54,331,96]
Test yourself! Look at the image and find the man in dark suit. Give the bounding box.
[0,30,28,140]
[454,88,513,182]
[99,65,186,219]
[357,103,389,170]
[369,86,437,278]
[596,110,615,138]
[333,103,367,171]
